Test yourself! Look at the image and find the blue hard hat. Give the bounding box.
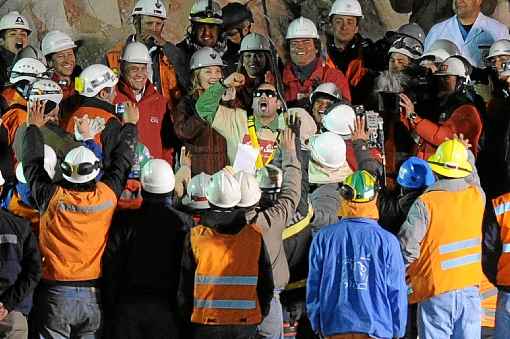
[397,156,436,189]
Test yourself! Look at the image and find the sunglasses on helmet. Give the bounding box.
[253,89,277,98]
[61,161,102,177]
[392,37,423,57]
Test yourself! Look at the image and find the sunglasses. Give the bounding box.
[61,161,101,177]
[254,89,277,98]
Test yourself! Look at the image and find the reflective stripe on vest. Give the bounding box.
[282,206,313,240]
[441,253,481,270]
[247,115,276,169]
[195,275,258,286]
[492,192,510,286]
[483,308,496,318]
[194,299,257,310]
[439,238,481,270]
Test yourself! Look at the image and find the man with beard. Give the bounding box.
[400,56,483,160]
[283,17,351,108]
[104,0,187,109]
[41,31,81,126]
[177,0,225,68]
[0,12,31,88]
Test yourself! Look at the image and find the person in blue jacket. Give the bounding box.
[306,170,407,339]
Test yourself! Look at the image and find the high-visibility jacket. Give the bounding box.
[105,40,181,109]
[39,182,117,281]
[65,103,119,146]
[480,277,497,328]
[190,224,262,325]
[5,189,39,234]
[407,186,484,304]
[491,192,510,286]
[1,105,27,146]
[1,87,26,109]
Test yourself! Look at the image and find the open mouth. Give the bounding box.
[259,102,268,112]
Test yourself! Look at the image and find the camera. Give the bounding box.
[353,105,384,150]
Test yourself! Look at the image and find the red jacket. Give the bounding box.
[283,58,351,105]
[114,80,173,165]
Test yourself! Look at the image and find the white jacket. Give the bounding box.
[424,13,509,67]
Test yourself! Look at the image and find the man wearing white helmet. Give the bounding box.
[400,56,483,160]
[0,11,31,86]
[178,167,274,338]
[105,0,188,109]
[102,158,193,338]
[172,47,229,175]
[114,41,175,165]
[424,0,508,68]
[0,169,41,339]
[325,0,378,105]
[65,64,137,169]
[177,0,226,67]
[41,30,81,122]
[23,91,138,338]
[283,16,351,108]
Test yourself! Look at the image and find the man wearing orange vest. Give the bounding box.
[399,136,485,339]
[22,98,138,338]
[178,167,274,339]
[104,0,187,109]
[481,178,510,339]
[325,0,379,105]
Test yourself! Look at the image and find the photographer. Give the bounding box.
[400,56,483,160]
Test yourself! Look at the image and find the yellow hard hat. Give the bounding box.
[427,139,472,178]
[340,170,377,203]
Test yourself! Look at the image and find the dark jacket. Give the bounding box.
[377,188,423,234]
[0,47,14,89]
[390,0,497,33]
[171,95,228,175]
[0,208,41,314]
[177,209,274,323]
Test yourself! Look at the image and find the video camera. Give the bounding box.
[353,105,384,150]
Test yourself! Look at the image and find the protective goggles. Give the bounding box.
[253,89,277,98]
[392,36,423,57]
[61,161,101,177]
[339,171,377,202]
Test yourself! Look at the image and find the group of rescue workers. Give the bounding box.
[1,0,510,338]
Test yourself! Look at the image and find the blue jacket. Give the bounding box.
[306,217,407,339]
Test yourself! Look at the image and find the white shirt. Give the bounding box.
[424,13,510,67]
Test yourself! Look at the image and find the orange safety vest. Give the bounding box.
[7,190,40,234]
[105,40,181,109]
[492,192,510,286]
[65,105,119,146]
[39,182,117,281]
[190,224,263,325]
[407,186,484,304]
[1,87,27,109]
[480,277,497,328]
[1,106,27,146]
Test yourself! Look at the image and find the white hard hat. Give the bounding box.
[190,47,225,71]
[75,64,118,98]
[9,57,47,84]
[28,79,63,105]
[189,0,223,25]
[389,36,423,60]
[309,132,347,169]
[310,82,341,104]
[206,168,242,208]
[421,48,451,63]
[329,0,363,18]
[0,170,4,186]
[121,42,152,64]
[0,11,31,34]
[322,103,356,137]
[487,39,510,60]
[16,144,57,184]
[132,0,167,19]
[140,159,175,194]
[61,146,101,184]
[397,23,425,46]
[41,30,76,56]
[286,17,319,40]
[182,172,211,209]
[434,56,469,77]
[423,39,460,60]
[256,164,283,191]
[240,33,271,53]
[234,171,262,208]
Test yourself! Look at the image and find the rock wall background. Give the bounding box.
[1,0,509,66]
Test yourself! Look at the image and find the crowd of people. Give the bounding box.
[1,0,510,338]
